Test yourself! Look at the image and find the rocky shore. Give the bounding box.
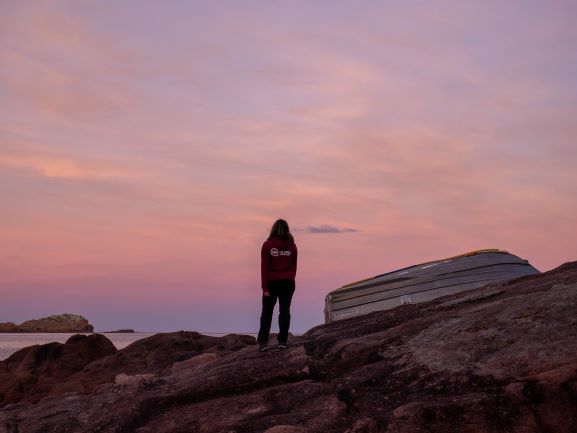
[0,314,93,333]
[1,262,577,432]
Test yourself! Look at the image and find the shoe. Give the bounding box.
[277,342,288,349]
[258,344,270,352]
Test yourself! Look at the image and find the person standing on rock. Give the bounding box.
[257,219,298,352]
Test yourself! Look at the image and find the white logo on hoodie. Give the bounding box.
[270,248,291,257]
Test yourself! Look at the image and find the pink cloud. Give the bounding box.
[1,1,576,331]
[0,153,139,179]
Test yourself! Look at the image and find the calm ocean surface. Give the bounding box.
[0,332,237,361]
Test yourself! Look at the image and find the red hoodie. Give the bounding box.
[261,237,298,290]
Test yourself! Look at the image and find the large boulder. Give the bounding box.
[0,334,116,405]
[0,314,94,333]
[0,331,256,408]
[1,261,577,432]
[66,331,257,393]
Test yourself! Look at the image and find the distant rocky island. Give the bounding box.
[0,314,93,333]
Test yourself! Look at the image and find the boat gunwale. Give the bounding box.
[339,249,509,290]
[330,275,510,313]
[329,266,534,308]
[329,259,535,299]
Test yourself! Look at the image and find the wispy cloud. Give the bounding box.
[303,225,359,234]
[1,1,576,332]
[0,154,139,180]
[0,5,140,121]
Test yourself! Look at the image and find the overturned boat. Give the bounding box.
[325,249,539,323]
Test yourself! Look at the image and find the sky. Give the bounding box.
[1,0,576,333]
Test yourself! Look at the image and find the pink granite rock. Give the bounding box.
[1,262,576,433]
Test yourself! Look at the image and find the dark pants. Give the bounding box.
[257,279,295,345]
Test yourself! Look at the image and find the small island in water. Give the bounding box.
[0,314,94,333]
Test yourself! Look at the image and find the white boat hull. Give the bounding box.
[325,250,539,323]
